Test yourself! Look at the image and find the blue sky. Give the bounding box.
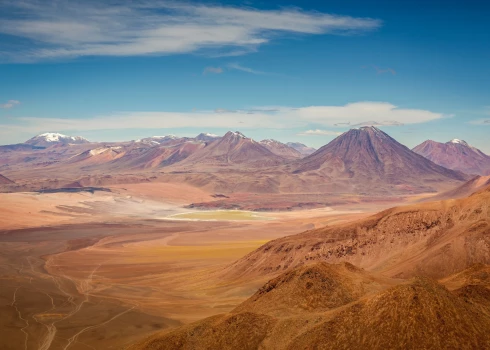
[0,0,489,151]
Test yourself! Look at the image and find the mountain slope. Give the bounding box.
[293,126,468,194]
[225,183,490,280]
[0,174,14,184]
[413,139,490,175]
[25,133,90,147]
[286,142,316,156]
[133,263,490,350]
[177,131,286,168]
[259,139,302,160]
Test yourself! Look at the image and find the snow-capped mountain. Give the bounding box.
[25,133,90,147]
[195,133,221,142]
[413,139,490,175]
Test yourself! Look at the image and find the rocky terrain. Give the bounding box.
[226,183,490,280]
[133,262,490,350]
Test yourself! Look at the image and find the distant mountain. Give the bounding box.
[25,133,90,147]
[0,174,14,184]
[178,131,285,168]
[195,133,221,142]
[293,126,468,193]
[286,142,316,156]
[136,135,183,146]
[259,139,302,159]
[413,139,490,175]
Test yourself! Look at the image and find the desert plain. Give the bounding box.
[0,182,393,350]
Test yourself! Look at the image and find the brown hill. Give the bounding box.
[413,139,490,176]
[133,263,490,350]
[233,262,389,317]
[259,139,302,160]
[430,175,490,201]
[0,173,14,184]
[225,183,490,280]
[176,131,285,169]
[292,127,468,194]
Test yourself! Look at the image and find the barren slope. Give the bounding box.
[413,139,490,175]
[225,184,490,280]
[133,263,490,350]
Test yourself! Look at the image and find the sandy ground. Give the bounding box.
[0,182,406,349]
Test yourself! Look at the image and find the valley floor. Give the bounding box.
[0,183,385,350]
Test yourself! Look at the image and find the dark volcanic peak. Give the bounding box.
[413,139,490,176]
[0,173,14,184]
[25,133,90,147]
[286,142,316,156]
[294,126,468,193]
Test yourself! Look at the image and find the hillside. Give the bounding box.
[413,139,490,175]
[133,263,490,350]
[225,183,490,280]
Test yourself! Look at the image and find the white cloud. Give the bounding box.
[352,120,404,127]
[0,102,445,136]
[203,66,223,75]
[298,129,343,136]
[0,100,20,109]
[0,1,381,61]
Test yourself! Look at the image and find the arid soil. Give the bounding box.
[133,262,490,350]
[0,183,375,350]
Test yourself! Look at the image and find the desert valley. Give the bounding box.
[1,1,489,348]
[1,128,490,349]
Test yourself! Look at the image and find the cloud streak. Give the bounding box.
[203,66,223,75]
[0,1,382,61]
[0,102,446,136]
[298,129,343,136]
[0,100,20,109]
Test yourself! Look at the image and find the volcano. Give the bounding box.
[413,139,490,175]
[293,126,468,193]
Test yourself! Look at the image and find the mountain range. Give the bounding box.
[2,127,487,196]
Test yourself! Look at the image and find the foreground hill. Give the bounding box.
[430,174,490,201]
[292,126,468,194]
[225,183,490,280]
[133,263,490,350]
[413,139,490,175]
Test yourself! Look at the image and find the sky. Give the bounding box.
[0,0,489,151]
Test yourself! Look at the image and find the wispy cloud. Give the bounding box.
[362,65,396,75]
[0,102,445,136]
[228,63,270,75]
[203,66,223,75]
[0,1,382,61]
[352,120,404,127]
[0,100,20,109]
[298,129,343,136]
